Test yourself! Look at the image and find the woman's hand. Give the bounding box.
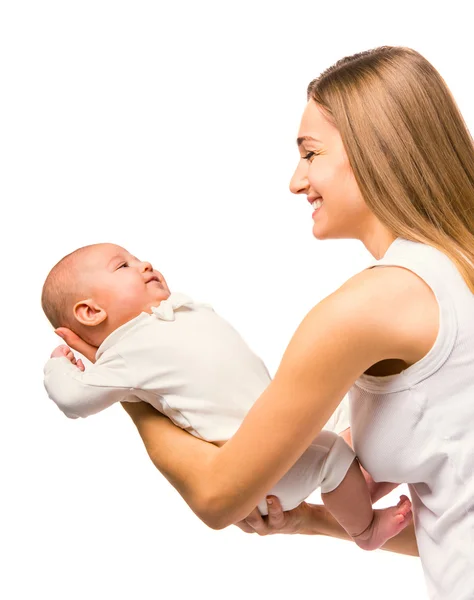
[236,495,419,556]
[235,496,312,536]
[54,328,98,364]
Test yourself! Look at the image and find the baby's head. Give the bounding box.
[42,243,171,347]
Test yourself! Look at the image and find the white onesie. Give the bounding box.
[44,293,355,514]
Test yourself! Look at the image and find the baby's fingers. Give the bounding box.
[50,344,72,359]
[64,350,84,371]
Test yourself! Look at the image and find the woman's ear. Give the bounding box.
[73,299,107,327]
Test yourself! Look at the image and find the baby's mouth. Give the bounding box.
[146,275,161,285]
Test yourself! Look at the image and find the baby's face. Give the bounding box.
[80,243,171,330]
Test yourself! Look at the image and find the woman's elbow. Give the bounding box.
[200,512,233,531]
[200,513,228,531]
[143,447,243,530]
[195,494,240,531]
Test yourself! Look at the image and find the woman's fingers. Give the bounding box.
[265,496,286,529]
[243,507,268,535]
[55,328,98,364]
[234,521,256,534]
[234,497,306,536]
[235,497,287,536]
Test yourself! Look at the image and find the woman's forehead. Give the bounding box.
[298,101,334,140]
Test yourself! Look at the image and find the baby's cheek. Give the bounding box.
[113,294,144,319]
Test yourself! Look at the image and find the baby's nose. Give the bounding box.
[140,261,153,272]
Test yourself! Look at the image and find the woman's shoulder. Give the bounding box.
[342,260,436,300]
[275,265,438,401]
[330,265,439,366]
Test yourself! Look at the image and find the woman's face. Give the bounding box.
[289,100,371,241]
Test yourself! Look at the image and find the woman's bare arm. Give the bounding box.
[121,401,221,520]
[123,403,419,556]
[119,267,430,528]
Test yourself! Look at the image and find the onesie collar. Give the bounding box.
[151,292,194,321]
[95,292,195,360]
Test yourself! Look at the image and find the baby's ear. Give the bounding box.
[73,299,107,327]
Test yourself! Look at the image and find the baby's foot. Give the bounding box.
[352,495,412,551]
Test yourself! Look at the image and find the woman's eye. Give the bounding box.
[303,151,317,161]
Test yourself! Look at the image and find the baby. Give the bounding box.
[42,243,412,550]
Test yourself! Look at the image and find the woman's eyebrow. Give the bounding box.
[297,135,322,146]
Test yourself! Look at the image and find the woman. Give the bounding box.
[58,46,474,599]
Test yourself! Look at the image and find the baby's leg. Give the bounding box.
[367,480,399,504]
[340,429,399,503]
[321,459,412,551]
[257,430,355,515]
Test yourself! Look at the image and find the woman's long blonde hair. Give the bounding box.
[308,46,474,291]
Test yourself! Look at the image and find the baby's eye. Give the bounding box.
[119,262,129,269]
[303,151,318,161]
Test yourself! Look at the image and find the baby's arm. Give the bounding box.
[44,345,134,419]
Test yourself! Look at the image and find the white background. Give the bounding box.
[1,1,472,598]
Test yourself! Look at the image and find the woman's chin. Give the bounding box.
[312,223,331,240]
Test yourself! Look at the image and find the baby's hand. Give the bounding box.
[50,345,85,372]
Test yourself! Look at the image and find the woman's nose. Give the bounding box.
[289,161,308,195]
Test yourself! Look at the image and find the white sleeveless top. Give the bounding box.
[349,238,474,600]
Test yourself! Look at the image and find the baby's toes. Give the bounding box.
[398,495,412,516]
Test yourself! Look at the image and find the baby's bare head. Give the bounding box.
[42,243,170,345]
[41,245,99,331]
